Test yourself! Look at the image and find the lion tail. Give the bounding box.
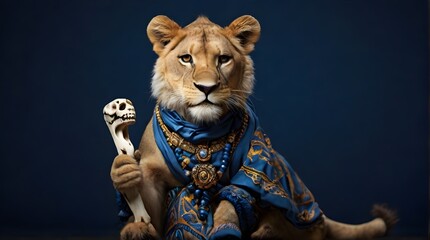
[325,204,398,240]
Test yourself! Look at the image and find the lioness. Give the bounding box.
[110,15,397,240]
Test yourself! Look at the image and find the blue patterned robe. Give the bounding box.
[117,104,322,239]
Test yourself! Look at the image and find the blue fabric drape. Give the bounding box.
[152,103,322,228]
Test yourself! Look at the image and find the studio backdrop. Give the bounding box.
[0,0,428,237]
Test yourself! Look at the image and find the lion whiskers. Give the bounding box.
[230,89,253,95]
[225,93,247,113]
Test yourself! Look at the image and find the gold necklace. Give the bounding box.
[155,105,249,163]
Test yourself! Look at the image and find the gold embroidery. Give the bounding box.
[241,129,318,201]
[240,165,289,199]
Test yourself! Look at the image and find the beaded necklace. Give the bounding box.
[155,105,249,220]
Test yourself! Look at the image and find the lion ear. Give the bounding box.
[147,15,181,55]
[225,15,261,53]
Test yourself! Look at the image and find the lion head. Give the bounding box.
[147,15,260,125]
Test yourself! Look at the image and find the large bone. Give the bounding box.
[103,98,151,223]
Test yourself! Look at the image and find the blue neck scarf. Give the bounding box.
[152,104,257,184]
[158,107,244,143]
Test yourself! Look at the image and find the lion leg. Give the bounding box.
[209,200,241,240]
[120,157,174,240]
[120,150,180,238]
[110,154,158,240]
[251,208,325,240]
[119,157,167,240]
[251,208,286,240]
[118,119,183,239]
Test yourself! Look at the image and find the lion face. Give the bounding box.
[147,15,260,125]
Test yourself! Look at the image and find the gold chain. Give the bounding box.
[155,105,249,160]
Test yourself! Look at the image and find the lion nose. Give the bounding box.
[194,82,219,95]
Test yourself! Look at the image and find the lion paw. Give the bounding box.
[111,154,142,192]
[120,221,159,240]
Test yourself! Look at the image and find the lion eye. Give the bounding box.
[179,54,193,64]
[218,55,231,64]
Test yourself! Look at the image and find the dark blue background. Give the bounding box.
[0,0,428,237]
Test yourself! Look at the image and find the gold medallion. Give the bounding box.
[192,164,217,189]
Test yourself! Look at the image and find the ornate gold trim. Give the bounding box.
[155,105,249,162]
